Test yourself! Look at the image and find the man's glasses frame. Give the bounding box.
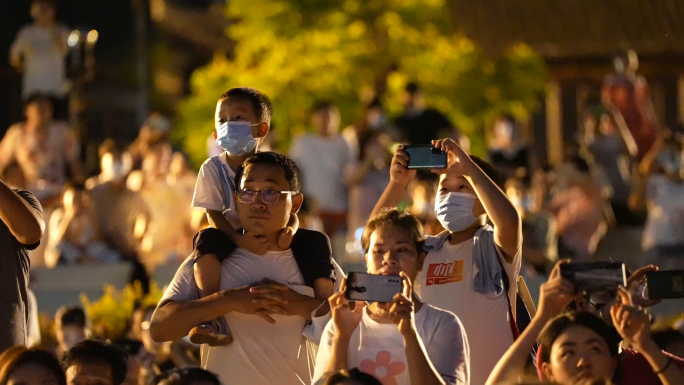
[236,190,298,204]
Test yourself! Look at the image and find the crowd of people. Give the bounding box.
[2,1,684,384]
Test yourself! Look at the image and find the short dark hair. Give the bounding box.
[151,367,221,385]
[405,82,420,95]
[62,340,128,385]
[56,305,87,329]
[361,209,425,254]
[311,100,336,113]
[220,87,273,124]
[234,151,302,193]
[23,93,53,109]
[469,155,505,190]
[323,368,382,385]
[32,0,56,7]
[538,311,620,365]
[0,347,66,385]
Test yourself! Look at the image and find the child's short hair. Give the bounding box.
[234,151,302,193]
[220,87,273,124]
[361,209,426,254]
[311,100,336,114]
[55,305,87,329]
[469,155,505,190]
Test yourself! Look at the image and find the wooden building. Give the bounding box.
[453,0,684,164]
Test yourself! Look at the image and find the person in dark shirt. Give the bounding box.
[393,83,457,145]
[0,177,44,352]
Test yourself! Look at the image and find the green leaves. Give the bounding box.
[175,0,546,167]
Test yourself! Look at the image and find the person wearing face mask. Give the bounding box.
[372,138,522,385]
[188,89,336,348]
[630,129,684,271]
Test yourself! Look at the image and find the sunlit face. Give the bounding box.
[365,225,424,282]
[312,107,341,136]
[542,325,617,384]
[215,98,267,141]
[235,164,302,236]
[438,174,487,220]
[25,100,53,127]
[66,363,113,385]
[56,325,87,352]
[6,363,60,385]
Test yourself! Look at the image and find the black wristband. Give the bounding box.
[655,357,673,374]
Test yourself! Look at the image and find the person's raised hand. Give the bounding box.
[611,286,652,353]
[390,272,416,336]
[537,260,578,320]
[389,145,416,186]
[329,278,365,338]
[431,138,474,176]
[627,264,661,308]
[236,232,269,255]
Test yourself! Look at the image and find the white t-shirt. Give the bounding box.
[313,304,469,385]
[191,155,241,229]
[289,134,350,212]
[10,24,69,97]
[415,234,521,385]
[161,248,324,385]
[642,175,684,250]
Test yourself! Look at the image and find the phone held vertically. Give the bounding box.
[560,262,627,293]
[345,272,403,303]
[646,270,684,299]
[403,145,447,170]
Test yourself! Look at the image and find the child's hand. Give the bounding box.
[277,227,295,249]
[432,138,475,176]
[389,145,416,186]
[236,232,268,255]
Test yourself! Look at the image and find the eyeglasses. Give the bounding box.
[236,190,298,204]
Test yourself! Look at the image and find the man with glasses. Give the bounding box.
[150,152,335,385]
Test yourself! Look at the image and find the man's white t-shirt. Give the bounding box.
[191,155,241,229]
[161,248,321,385]
[415,234,521,385]
[313,304,469,385]
[289,134,350,213]
[10,24,69,97]
[642,174,684,250]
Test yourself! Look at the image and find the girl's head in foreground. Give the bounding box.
[0,346,66,385]
[538,311,620,384]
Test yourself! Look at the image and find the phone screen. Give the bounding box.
[559,262,626,293]
[345,272,403,303]
[404,145,447,170]
[646,270,684,299]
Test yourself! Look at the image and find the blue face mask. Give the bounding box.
[434,192,478,232]
[216,121,259,156]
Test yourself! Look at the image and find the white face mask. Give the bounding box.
[434,192,478,232]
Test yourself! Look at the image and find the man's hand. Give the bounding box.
[225,284,291,324]
[431,138,475,177]
[537,260,578,320]
[277,226,295,249]
[328,278,365,338]
[390,272,416,337]
[235,232,268,255]
[249,279,316,321]
[389,145,417,186]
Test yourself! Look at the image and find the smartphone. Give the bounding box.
[646,270,684,299]
[560,262,627,293]
[345,272,403,303]
[403,145,447,170]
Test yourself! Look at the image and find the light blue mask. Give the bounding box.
[434,192,478,232]
[216,121,259,156]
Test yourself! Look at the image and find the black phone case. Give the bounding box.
[646,270,684,299]
[403,145,447,170]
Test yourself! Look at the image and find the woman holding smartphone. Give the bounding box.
[313,209,470,385]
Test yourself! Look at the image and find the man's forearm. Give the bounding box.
[0,179,44,244]
[150,291,235,342]
[371,180,407,218]
[293,296,328,320]
[403,331,445,385]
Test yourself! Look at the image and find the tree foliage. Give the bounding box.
[174,0,546,167]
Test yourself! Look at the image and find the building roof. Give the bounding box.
[453,0,684,58]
